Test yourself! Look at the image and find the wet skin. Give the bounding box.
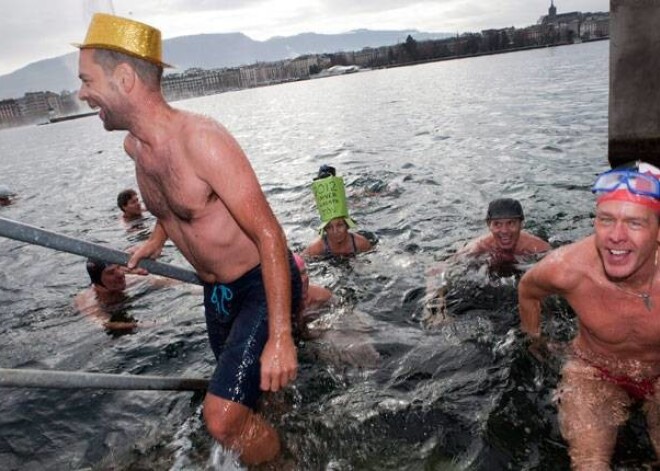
[487,218,522,251]
[121,194,143,220]
[303,217,373,257]
[78,47,296,465]
[518,200,660,470]
[99,264,127,292]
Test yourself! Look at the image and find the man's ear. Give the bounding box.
[114,63,136,93]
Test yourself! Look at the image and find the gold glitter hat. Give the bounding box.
[74,13,173,68]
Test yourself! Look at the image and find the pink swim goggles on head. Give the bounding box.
[592,162,660,212]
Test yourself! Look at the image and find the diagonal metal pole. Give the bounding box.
[0,368,208,391]
[0,216,201,285]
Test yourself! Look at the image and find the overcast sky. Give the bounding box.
[1,0,608,76]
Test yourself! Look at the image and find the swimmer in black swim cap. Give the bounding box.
[86,257,131,293]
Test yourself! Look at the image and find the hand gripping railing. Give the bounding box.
[0,216,201,285]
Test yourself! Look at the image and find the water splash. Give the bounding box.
[206,443,243,471]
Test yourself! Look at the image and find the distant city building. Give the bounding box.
[162,55,331,101]
[162,67,242,101]
[581,12,610,40]
[539,0,609,42]
[0,98,22,127]
[0,2,610,129]
[20,92,57,120]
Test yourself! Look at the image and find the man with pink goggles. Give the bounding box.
[520,160,660,469]
[592,161,660,212]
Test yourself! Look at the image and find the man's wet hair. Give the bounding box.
[93,49,163,91]
[86,258,109,287]
[117,188,137,212]
[486,198,524,221]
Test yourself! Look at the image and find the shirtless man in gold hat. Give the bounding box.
[76,13,301,465]
[519,162,660,469]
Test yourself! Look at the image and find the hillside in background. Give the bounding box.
[0,29,449,100]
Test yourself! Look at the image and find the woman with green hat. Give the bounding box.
[302,166,373,257]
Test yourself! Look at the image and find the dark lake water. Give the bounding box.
[3,40,643,470]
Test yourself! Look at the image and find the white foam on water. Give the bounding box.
[166,403,244,471]
[206,443,244,471]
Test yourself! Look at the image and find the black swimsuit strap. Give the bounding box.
[322,233,332,255]
[323,231,358,255]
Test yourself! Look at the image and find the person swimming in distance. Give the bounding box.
[0,184,16,207]
[117,188,153,235]
[117,188,145,222]
[303,165,373,257]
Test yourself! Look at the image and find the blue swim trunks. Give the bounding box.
[202,253,302,409]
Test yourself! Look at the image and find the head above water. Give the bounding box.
[311,164,356,234]
[486,198,524,222]
[75,13,172,68]
[0,184,15,198]
[86,258,109,287]
[592,161,660,213]
[117,188,143,220]
[117,188,137,211]
[314,164,336,181]
[0,184,14,205]
[86,258,127,292]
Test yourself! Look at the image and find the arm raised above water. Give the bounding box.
[187,118,296,392]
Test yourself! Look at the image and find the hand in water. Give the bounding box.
[260,334,297,392]
[527,336,564,363]
[527,336,550,363]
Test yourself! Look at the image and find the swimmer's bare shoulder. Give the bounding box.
[74,288,95,313]
[518,231,551,254]
[181,114,263,189]
[354,232,373,252]
[457,234,492,256]
[179,112,235,154]
[523,236,595,295]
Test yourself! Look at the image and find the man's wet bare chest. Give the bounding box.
[577,294,660,342]
[135,160,209,221]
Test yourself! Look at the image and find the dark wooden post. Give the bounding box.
[609,0,660,168]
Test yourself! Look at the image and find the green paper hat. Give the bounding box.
[311,175,356,233]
